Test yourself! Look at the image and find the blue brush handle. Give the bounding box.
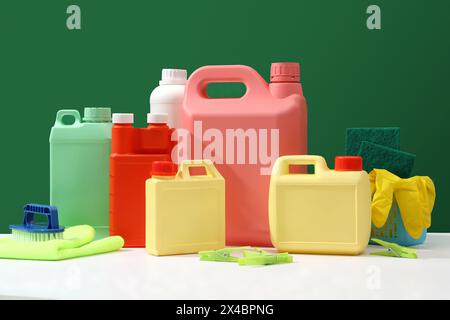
[23,204,60,230]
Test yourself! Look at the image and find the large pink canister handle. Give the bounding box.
[184,65,271,107]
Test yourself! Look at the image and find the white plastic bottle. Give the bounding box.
[149,69,187,129]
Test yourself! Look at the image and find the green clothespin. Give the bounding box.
[199,247,251,262]
[199,247,294,266]
[238,248,293,266]
[370,238,418,259]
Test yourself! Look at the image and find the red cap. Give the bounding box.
[270,62,300,83]
[335,156,363,171]
[152,161,178,176]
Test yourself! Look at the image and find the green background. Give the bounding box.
[0,0,448,233]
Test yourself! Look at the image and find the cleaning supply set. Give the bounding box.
[181,63,308,247]
[346,127,435,246]
[110,112,175,247]
[50,108,112,239]
[2,63,437,264]
[0,204,123,260]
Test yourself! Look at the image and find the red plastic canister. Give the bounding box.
[110,113,175,247]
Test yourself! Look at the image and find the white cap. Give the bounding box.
[147,113,168,124]
[159,69,187,85]
[112,113,134,124]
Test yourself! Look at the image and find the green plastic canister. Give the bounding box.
[50,108,112,238]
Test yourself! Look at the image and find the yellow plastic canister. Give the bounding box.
[146,159,225,256]
[269,155,371,255]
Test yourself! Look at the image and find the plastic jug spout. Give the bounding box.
[147,113,169,127]
[270,63,300,83]
[83,108,112,123]
[269,63,303,98]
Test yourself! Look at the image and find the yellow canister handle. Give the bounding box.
[271,155,329,176]
[177,159,222,179]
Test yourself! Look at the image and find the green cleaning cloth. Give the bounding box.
[358,141,416,178]
[0,225,124,261]
[346,127,400,156]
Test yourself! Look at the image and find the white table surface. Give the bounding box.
[1,233,449,300]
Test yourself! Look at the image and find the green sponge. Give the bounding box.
[358,141,416,178]
[346,128,400,156]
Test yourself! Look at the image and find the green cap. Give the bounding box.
[83,107,112,122]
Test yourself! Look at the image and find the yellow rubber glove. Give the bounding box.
[369,169,435,239]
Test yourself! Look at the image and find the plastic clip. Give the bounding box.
[370,238,418,259]
[199,247,251,262]
[239,248,293,266]
[199,247,293,266]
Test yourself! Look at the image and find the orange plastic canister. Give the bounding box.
[110,113,174,247]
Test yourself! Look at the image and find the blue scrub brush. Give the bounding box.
[9,204,65,242]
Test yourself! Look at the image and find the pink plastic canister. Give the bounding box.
[180,63,307,246]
